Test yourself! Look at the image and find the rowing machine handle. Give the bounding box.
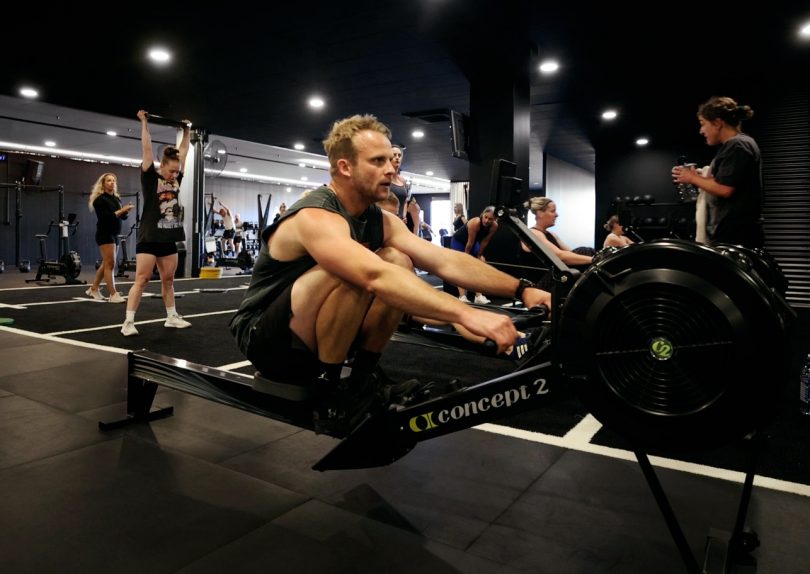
[512,305,549,331]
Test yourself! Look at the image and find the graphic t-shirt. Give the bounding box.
[138,163,185,243]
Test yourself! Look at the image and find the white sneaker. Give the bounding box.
[108,292,126,303]
[164,314,191,329]
[458,295,471,303]
[121,321,139,337]
[474,294,491,305]
[85,287,104,300]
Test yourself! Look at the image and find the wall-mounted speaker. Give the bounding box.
[449,109,469,161]
[24,159,44,186]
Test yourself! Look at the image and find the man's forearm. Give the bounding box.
[430,249,517,298]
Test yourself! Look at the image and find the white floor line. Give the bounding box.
[0,325,130,354]
[562,414,603,445]
[0,275,247,292]
[1,324,253,371]
[16,298,102,307]
[48,309,237,336]
[476,422,810,498]
[0,303,27,309]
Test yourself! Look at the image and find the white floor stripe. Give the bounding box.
[0,303,27,309]
[0,274,247,292]
[0,325,129,354]
[562,414,603,444]
[19,298,100,307]
[47,309,237,336]
[476,423,810,498]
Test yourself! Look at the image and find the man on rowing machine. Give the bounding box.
[229,114,550,434]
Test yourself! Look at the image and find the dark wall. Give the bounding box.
[594,148,703,247]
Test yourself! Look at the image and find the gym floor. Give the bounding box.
[0,266,808,573]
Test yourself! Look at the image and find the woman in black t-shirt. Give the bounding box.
[86,172,134,302]
[121,110,192,337]
[672,96,763,248]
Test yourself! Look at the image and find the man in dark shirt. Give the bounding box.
[230,114,550,433]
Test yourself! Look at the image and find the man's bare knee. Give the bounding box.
[377,246,412,269]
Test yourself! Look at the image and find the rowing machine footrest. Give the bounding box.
[252,372,314,401]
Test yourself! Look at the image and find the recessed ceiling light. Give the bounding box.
[148,47,171,64]
[601,109,618,120]
[44,140,56,147]
[425,171,434,176]
[19,87,39,99]
[298,162,306,167]
[636,137,649,146]
[301,176,308,181]
[308,96,325,109]
[106,130,117,137]
[539,59,560,74]
[239,168,248,173]
[286,187,292,192]
[293,142,305,150]
[412,130,425,138]
[532,182,540,185]
[800,22,810,38]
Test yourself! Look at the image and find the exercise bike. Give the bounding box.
[26,213,85,285]
[114,230,139,278]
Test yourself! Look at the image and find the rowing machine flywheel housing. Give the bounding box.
[558,239,794,451]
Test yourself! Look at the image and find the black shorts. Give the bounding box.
[136,242,178,257]
[223,229,235,239]
[244,282,318,383]
[95,232,119,246]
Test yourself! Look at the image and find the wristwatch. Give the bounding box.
[514,278,535,300]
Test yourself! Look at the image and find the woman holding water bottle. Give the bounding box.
[671,96,763,249]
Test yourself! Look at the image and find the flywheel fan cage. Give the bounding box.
[592,283,735,417]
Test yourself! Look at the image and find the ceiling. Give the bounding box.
[2,2,807,191]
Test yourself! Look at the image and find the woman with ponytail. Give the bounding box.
[672,96,763,248]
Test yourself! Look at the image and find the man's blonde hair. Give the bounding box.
[322,114,392,177]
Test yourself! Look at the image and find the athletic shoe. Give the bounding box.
[312,377,375,437]
[121,321,139,337]
[108,292,126,303]
[458,295,471,303]
[164,314,192,329]
[85,287,104,300]
[474,294,491,304]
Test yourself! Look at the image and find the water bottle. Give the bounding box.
[800,354,810,415]
[674,156,699,202]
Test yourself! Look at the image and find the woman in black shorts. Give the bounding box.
[86,172,134,302]
[121,110,193,336]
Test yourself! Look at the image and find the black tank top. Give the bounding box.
[390,182,409,218]
[540,229,561,248]
[452,218,489,245]
[229,186,384,353]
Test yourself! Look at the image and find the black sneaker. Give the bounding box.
[372,365,463,407]
[312,375,377,437]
